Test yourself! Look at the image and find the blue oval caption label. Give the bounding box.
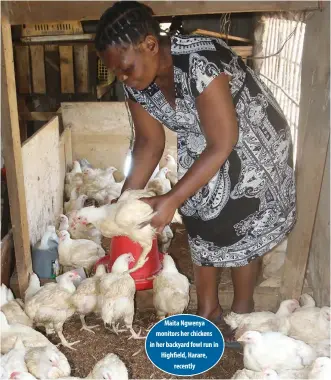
[145,314,224,377]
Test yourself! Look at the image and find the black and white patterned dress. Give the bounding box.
[124,35,296,268]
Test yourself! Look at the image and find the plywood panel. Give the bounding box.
[14,45,31,94]
[59,46,74,94]
[74,44,89,93]
[61,102,177,175]
[22,117,65,246]
[30,45,46,94]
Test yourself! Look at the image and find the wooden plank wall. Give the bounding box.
[21,117,66,245]
[61,102,177,176]
[279,3,330,302]
[14,44,90,95]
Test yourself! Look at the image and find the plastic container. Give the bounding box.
[31,239,59,279]
[94,236,163,291]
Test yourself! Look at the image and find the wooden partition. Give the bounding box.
[61,102,177,175]
[21,117,71,245]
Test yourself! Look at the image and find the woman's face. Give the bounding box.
[98,35,160,91]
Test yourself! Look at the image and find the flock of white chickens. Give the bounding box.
[230,293,330,379]
[1,155,330,379]
[0,154,192,379]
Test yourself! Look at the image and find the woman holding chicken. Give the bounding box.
[95,1,296,347]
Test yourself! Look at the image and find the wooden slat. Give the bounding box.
[14,45,31,94]
[3,1,319,25]
[30,45,46,94]
[193,29,251,43]
[74,45,89,93]
[1,19,32,297]
[59,46,74,94]
[279,5,330,302]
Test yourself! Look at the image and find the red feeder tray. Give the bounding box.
[94,236,163,291]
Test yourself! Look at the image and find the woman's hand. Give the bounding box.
[140,194,179,233]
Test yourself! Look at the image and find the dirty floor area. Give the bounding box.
[48,226,244,379]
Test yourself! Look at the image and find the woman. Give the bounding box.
[95,1,296,346]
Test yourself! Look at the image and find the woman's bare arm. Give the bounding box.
[121,99,165,192]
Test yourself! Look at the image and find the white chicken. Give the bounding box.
[5,372,37,380]
[163,154,178,185]
[1,284,32,327]
[24,271,81,350]
[286,299,330,346]
[87,353,128,379]
[93,179,125,205]
[224,299,299,338]
[309,357,331,380]
[59,214,102,245]
[25,345,71,379]
[237,330,316,372]
[0,338,28,374]
[153,254,190,319]
[64,191,88,214]
[0,312,52,354]
[65,161,82,184]
[57,230,105,274]
[81,167,117,198]
[71,264,106,333]
[147,167,172,195]
[158,225,174,253]
[99,253,143,339]
[64,173,84,200]
[75,189,156,272]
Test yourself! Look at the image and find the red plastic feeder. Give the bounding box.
[94,236,163,291]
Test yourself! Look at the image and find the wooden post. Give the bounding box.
[279,5,330,302]
[1,18,32,296]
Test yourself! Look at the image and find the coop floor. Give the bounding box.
[49,227,244,379]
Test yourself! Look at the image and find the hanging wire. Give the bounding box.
[248,12,309,60]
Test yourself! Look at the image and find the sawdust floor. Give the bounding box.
[48,226,244,379]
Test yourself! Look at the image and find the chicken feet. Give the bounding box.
[128,326,146,340]
[80,315,99,334]
[128,246,151,273]
[57,330,80,350]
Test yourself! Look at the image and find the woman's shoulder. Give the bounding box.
[171,34,232,56]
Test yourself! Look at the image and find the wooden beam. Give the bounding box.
[1,18,32,297]
[59,46,75,94]
[193,29,251,43]
[30,45,46,94]
[74,45,89,93]
[14,46,31,94]
[3,1,319,25]
[279,4,330,302]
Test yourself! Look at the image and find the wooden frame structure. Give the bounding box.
[1,1,329,305]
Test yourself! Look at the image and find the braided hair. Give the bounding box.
[95,1,161,51]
